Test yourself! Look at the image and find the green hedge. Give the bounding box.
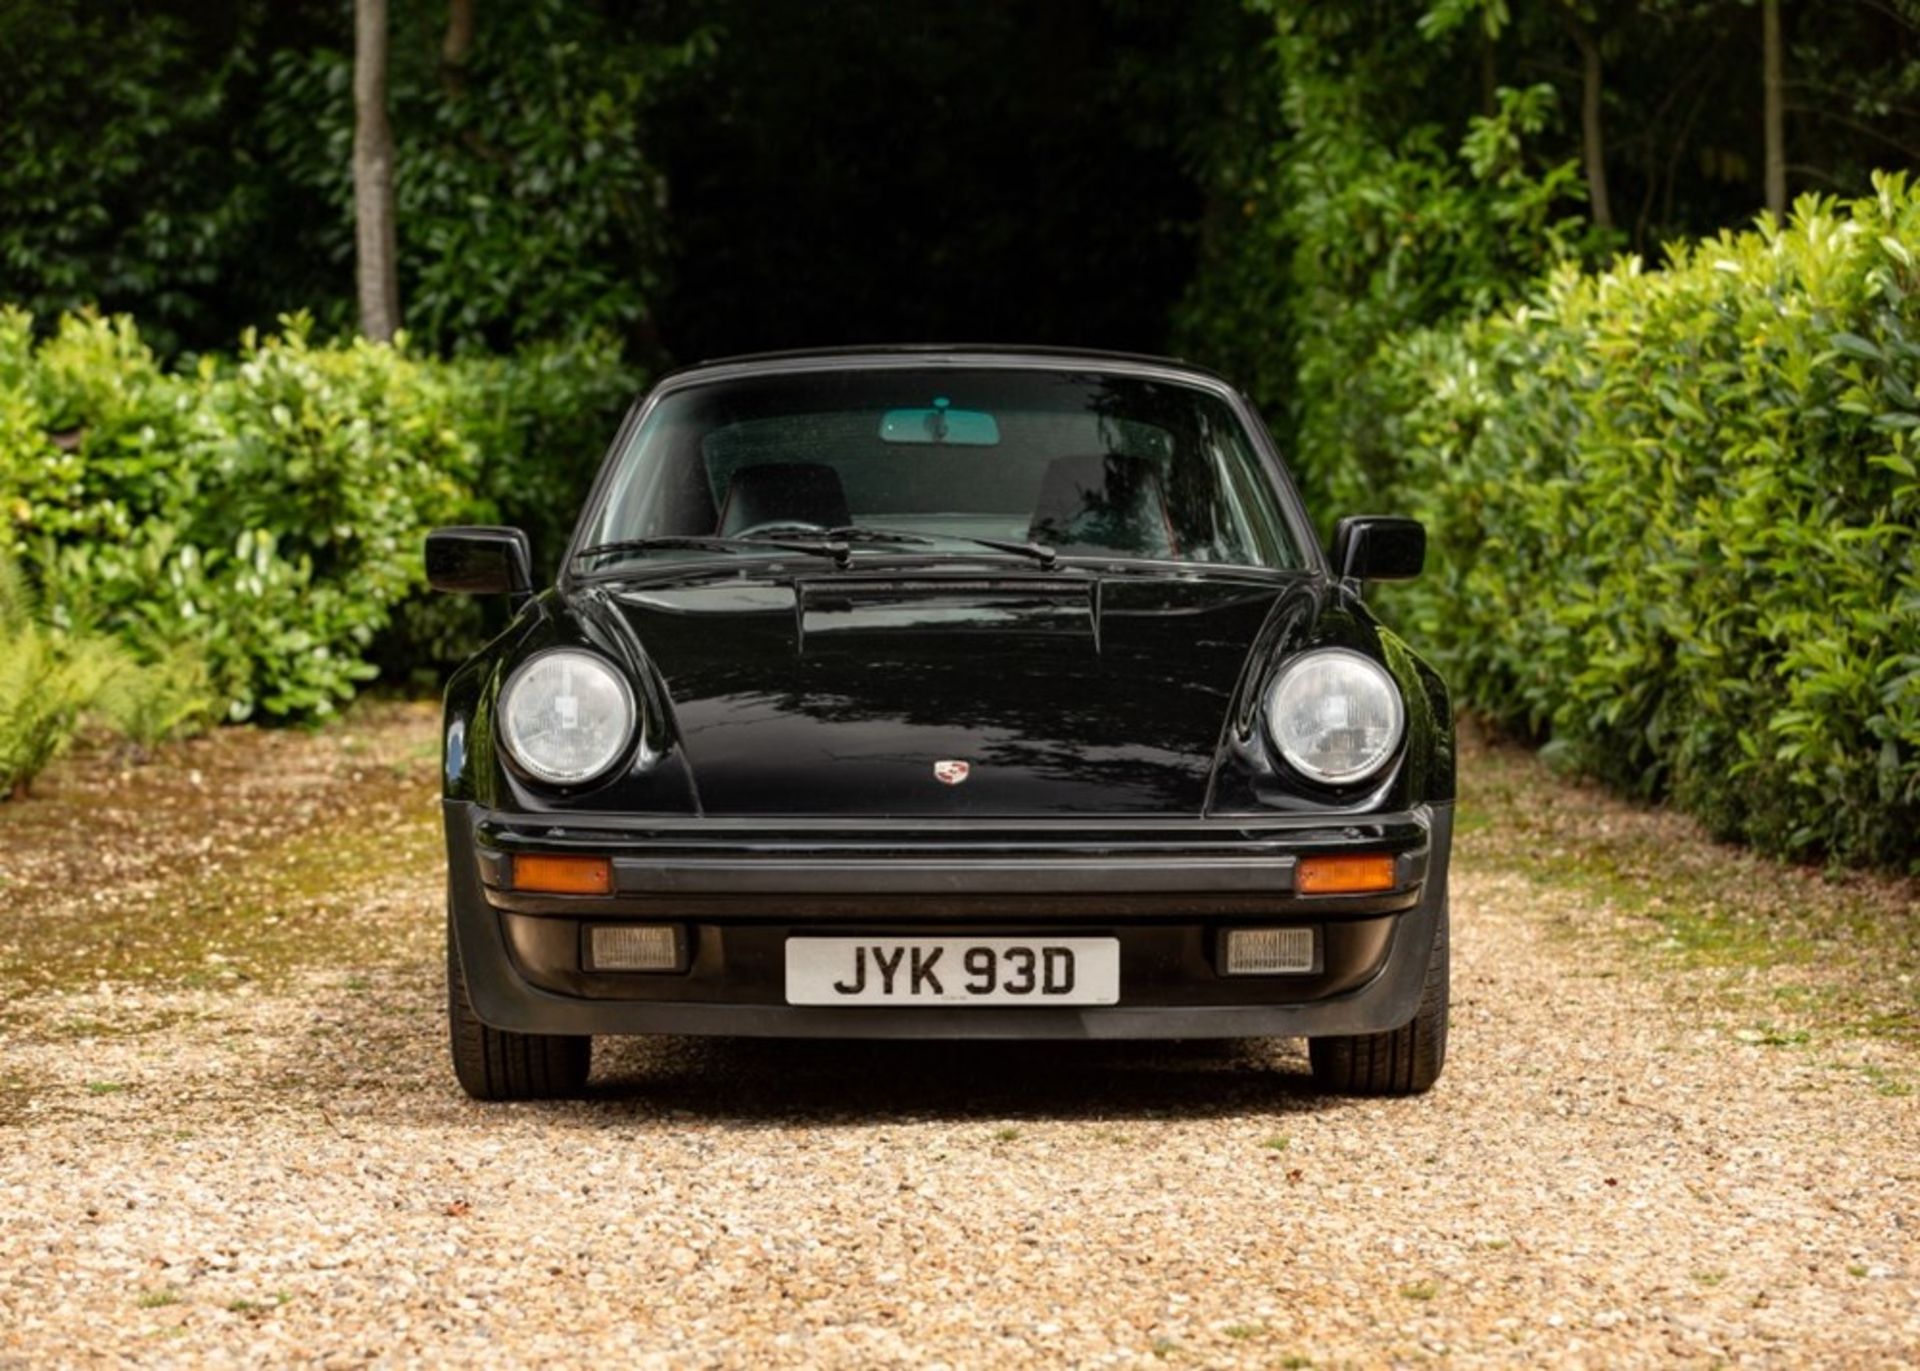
[1367,176,1919,869]
[0,309,635,722]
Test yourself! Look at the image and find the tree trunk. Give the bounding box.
[1479,28,1499,118]
[1762,0,1786,216]
[1567,13,1614,231]
[353,0,401,342]
[441,0,476,98]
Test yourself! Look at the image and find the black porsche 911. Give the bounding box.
[427,346,1453,1101]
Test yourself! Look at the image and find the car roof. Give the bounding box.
[664,344,1232,387]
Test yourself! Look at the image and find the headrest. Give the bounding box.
[1027,453,1175,557]
[716,462,852,535]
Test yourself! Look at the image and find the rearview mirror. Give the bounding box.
[426,526,533,598]
[879,403,1001,446]
[1330,516,1425,585]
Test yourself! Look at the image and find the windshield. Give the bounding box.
[576,366,1302,571]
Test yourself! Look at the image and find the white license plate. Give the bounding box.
[784,937,1119,1006]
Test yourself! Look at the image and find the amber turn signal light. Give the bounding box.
[512,854,613,895]
[1296,852,1397,895]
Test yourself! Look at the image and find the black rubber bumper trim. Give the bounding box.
[607,853,1308,895]
[444,801,1454,1040]
[471,812,1432,899]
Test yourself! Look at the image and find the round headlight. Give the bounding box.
[499,649,636,786]
[1264,648,1405,785]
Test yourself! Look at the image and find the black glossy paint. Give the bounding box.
[436,350,1454,824]
[443,564,1451,821]
[605,572,1279,815]
[426,526,533,599]
[1331,515,1426,583]
[431,351,1459,1044]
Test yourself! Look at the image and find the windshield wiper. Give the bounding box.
[574,528,1060,575]
[571,535,851,570]
[741,523,933,548]
[944,534,1059,569]
[815,524,1059,569]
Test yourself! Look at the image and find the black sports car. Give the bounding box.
[428,347,1453,1100]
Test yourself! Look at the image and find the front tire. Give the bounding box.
[446,907,591,1101]
[1308,899,1449,1096]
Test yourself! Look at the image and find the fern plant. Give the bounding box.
[93,639,218,752]
[0,557,128,797]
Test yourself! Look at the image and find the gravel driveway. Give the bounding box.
[1,707,1914,1366]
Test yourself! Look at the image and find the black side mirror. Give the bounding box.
[1330,516,1425,585]
[426,526,534,599]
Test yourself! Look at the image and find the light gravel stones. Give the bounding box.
[0,716,1914,1367]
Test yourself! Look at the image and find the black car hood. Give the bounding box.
[588,570,1302,816]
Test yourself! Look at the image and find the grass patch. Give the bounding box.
[226,1292,291,1315]
[136,1289,180,1309]
[992,1126,1020,1143]
[0,703,440,995]
[45,1010,196,1042]
[1261,1135,1290,1152]
[1457,724,1919,1047]
[1859,1064,1913,1098]
[1398,1281,1438,1301]
[85,1081,125,1096]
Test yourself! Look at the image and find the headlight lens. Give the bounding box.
[499,649,636,785]
[1264,648,1404,785]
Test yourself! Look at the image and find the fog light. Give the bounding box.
[587,924,683,972]
[512,854,612,895]
[1223,927,1317,975]
[1296,852,1396,894]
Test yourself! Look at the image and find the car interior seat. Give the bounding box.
[1027,453,1177,557]
[716,462,853,535]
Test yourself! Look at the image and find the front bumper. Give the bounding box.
[445,802,1453,1040]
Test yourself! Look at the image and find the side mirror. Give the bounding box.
[426,526,533,598]
[1330,516,1425,585]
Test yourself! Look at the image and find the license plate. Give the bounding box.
[784,937,1119,1006]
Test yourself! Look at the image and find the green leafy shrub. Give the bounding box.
[373,333,639,678]
[466,338,640,562]
[1370,175,1920,869]
[92,641,220,752]
[0,308,637,721]
[0,558,129,797]
[1174,7,1605,524]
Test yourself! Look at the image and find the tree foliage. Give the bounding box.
[0,0,708,358]
[1171,3,1919,867]
[644,0,1233,360]
[3,0,1919,866]
[1179,0,1920,500]
[0,2,267,355]
[267,0,712,355]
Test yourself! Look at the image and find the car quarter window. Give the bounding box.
[580,367,1301,569]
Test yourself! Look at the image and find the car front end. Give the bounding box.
[429,349,1454,1097]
